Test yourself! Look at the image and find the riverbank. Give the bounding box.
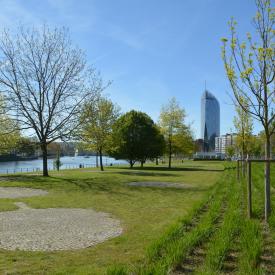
[0,156,127,174]
[0,155,38,162]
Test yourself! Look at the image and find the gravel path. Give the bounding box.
[128,181,189,188]
[0,187,48,198]
[0,202,122,251]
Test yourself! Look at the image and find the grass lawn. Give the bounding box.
[0,161,224,274]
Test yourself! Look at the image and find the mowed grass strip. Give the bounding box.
[0,161,223,275]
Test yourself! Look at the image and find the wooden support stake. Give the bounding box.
[237,160,240,181]
[247,161,252,218]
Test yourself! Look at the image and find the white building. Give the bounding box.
[215,133,237,154]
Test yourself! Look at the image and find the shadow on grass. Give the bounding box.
[108,171,179,177]
[110,166,224,172]
[0,174,64,185]
[126,184,210,193]
[53,176,137,197]
[0,164,220,195]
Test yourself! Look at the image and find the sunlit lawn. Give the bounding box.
[0,161,224,274]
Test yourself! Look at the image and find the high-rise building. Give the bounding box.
[201,90,220,151]
[215,133,237,154]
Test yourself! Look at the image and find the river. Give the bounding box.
[0,156,127,174]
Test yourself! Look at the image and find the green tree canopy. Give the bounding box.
[159,97,192,168]
[15,137,38,157]
[79,96,120,171]
[226,145,235,160]
[172,126,195,158]
[109,110,165,168]
[0,97,19,154]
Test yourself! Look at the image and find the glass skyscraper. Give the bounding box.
[201,90,220,152]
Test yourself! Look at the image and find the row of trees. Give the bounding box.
[222,0,274,220]
[227,95,275,161]
[78,96,194,170]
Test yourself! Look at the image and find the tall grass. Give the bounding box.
[196,171,240,274]
[238,219,263,275]
[197,165,265,275]
[134,171,230,274]
[237,164,264,274]
[146,181,220,263]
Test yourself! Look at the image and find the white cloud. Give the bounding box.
[97,20,166,51]
[0,0,39,29]
[0,0,97,33]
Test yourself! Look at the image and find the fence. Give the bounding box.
[236,159,275,221]
[0,161,127,175]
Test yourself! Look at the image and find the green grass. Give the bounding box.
[196,170,240,274]
[244,162,275,275]
[1,161,273,274]
[0,161,223,274]
[108,162,274,275]
[109,167,230,274]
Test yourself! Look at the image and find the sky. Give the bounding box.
[0,0,261,138]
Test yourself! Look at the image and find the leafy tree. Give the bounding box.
[226,145,235,160]
[0,117,19,154]
[109,110,165,168]
[159,97,189,168]
[172,126,195,158]
[15,137,38,157]
[79,96,120,171]
[0,25,101,176]
[53,149,62,171]
[249,135,264,158]
[222,0,274,219]
[0,97,19,154]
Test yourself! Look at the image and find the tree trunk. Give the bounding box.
[96,152,98,168]
[156,158,158,165]
[247,160,252,218]
[141,160,144,168]
[168,139,172,169]
[41,143,49,177]
[264,134,271,221]
[242,135,245,176]
[130,160,134,168]
[99,149,104,171]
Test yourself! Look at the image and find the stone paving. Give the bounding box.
[0,188,122,251]
[0,187,48,198]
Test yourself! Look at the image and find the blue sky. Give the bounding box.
[0,0,260,138]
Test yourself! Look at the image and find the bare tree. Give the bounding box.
[0,25,101,176]
[222,0,274,220]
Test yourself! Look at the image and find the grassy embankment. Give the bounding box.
[0,160,223,274]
